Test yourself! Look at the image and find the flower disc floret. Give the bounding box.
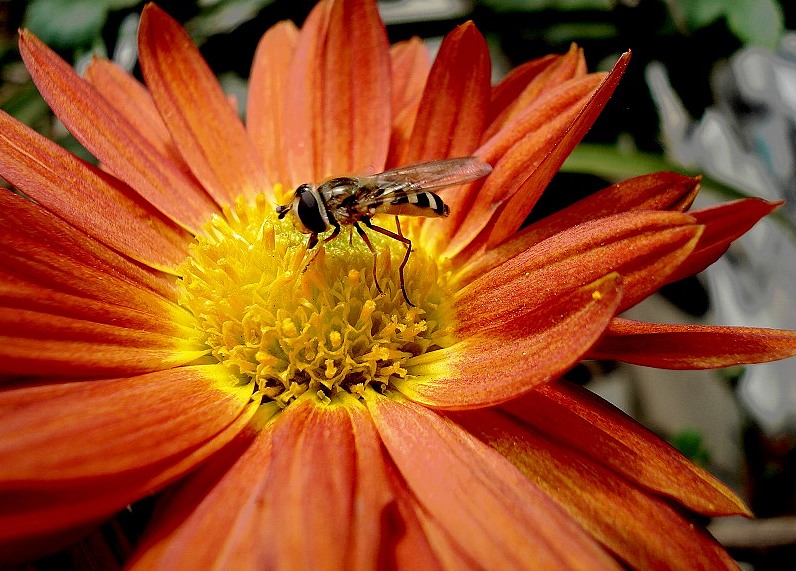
[177,193,455,406]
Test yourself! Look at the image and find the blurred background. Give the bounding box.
[1,0,795,568]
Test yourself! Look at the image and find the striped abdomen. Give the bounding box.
[381,191,450,218]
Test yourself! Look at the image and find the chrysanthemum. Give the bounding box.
[2,0,796,568]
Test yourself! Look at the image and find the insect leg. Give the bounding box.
[301,233,321,275]
[354,222,383,295]
[302,224,340,275]
[363,218,414,307]
[323,224,341,243]
[297,234,318,276]
[394,216,415,308]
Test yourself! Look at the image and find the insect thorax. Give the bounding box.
[317,177,371,226]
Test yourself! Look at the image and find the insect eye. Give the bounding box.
[295,185,327,234]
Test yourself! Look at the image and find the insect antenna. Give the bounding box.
[362,217,414,307]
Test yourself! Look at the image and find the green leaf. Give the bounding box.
[544,22,618,44]
[482,0,615,12]
[218,72,249,119]
[185,0,276,43]
[726,0,784,49]
[670,429,711,467]
[0,37,13,61]
[676,0,726,29]
[0,82,50,128]
[562,143,796,240]
[24,0,109,50]
[675,0,783,47]
[105,0,141,9]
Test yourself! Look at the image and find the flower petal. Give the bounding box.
[0,403,257,563]
[84,57,203,186]
[380,461,446,570]
[386,38,430,167]
[0,343,193,387]
[445,52,631,256]
[1,220,183,317]
[454,409,740,570]
[320,0,391,177]
[365,393,620,570]
[481,52,631,250]
[487,53,558,128]
[125,415,274,570]
[390,37,431,121]
[0,190,176,299]
[0,197,197,356]
[0,365,256,546]
[396,274,621,409]
[439,73,604,253]
[0,310,205,378]
[19,31,218,233]
[0,523,102,569]
[405,505,479,570]
[399,21,490,165]
[282,0,329,185]
[284,0,391,184]
[0,111,190,271]
[484,44,586,140]
[256,397,392,569]
[0,365,249,483]
[0,272,189,341]
[591,317,796,368]
[0,197,193,328]
[81,57,176,161]
[454,211,701,334]
[247,20,299,188]
[666,197,780,283]
[503,381,750,516]
[138,4,270,203]
[129,396,395,570]
[342,398,397,570]
[456,171,700,281]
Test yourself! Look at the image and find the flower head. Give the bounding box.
[2,0,796,569]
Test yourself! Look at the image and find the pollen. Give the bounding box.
[176,193,454,407]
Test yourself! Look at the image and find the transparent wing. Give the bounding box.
[357,157,492,205]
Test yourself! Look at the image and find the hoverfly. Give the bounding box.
[276,156,492,306]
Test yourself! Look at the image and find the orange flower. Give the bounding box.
[1,1,795,569]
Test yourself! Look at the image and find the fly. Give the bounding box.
[276,156,492,306]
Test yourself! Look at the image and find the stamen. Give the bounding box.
[176,194,454,407]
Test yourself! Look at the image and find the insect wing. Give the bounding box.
[356,157,492,206]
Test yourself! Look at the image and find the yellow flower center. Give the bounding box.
[177,193,454,407]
